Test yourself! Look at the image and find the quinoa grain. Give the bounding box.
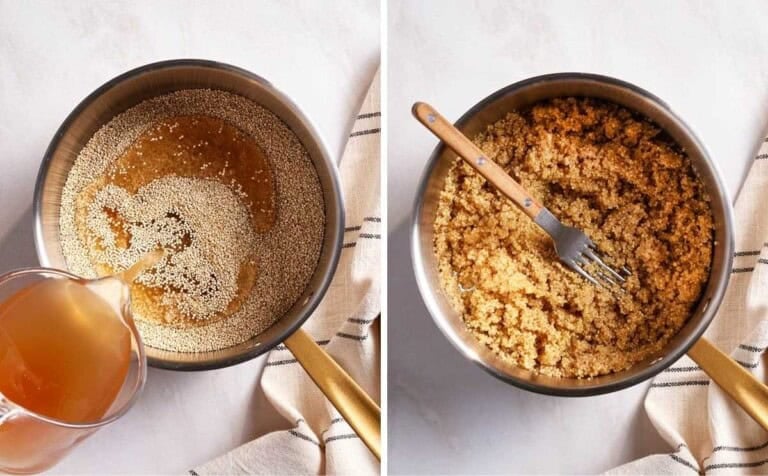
[60,90,325,353]
[435,98,714,378]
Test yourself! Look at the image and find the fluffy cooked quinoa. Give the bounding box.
[434,97,714,378]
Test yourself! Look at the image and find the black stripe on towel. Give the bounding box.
[363,216,381,222]
[325,434,359,443]
[705,459,768,471]
[735,359,760,369]
[328,417,344,425]
[713,439,768,452]
[359,233,381,239]
[189,471,200,476]
[357,112,381,119]
[735,250,761,256]
[666,361,760,372]
[756,153,768,160]
[669,454,700,473]
[321,418,346,436]
[664,365,702,373]
[345,225,362,232]
[289,430,321,446]
[732,267,755,273]
[650,380,709,388]
[348,317,376,324]
[343,242,357,249]
[266,359,300,367]
[349,128,380,138]
[739,344,767,353]
[336,332,369,341]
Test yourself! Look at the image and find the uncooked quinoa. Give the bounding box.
[434,97,714,378]
[60,89,325,352]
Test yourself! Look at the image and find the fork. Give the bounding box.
[412,102,630,288]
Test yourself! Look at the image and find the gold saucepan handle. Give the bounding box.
[283,328,381,460]
[688,337,768,430]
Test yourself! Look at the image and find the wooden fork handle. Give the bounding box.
[412,101,543,219]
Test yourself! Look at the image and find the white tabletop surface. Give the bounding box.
[0,0,379,473]
[387,0,768,474]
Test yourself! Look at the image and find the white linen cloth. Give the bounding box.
[193,70,380,476]
[607,136,768,474]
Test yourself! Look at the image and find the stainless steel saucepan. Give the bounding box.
[413,73,735,395]
[34,59,380,458]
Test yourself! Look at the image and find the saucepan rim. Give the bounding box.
[33,59,345,370]
[411,72,734,396]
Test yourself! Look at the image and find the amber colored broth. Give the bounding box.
[0,279,131,422]
[74,115,275,327]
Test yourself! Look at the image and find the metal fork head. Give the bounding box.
[534,209,631,288]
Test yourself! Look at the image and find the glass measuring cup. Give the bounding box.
[0,268,147,474]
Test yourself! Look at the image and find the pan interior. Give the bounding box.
[35,61,343,370]
[413,74,733,395]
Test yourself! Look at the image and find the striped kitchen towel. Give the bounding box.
[607,133,768,473]
[193,69,381,475]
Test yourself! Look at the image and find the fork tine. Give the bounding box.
[595,270,618,286]
[597,271,627,293]
[569,261,601,287]
[573,254,588,267]
[596,270,627,292]
[583,246,626,283]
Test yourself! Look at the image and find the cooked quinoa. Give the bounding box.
[434,97,714,378]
